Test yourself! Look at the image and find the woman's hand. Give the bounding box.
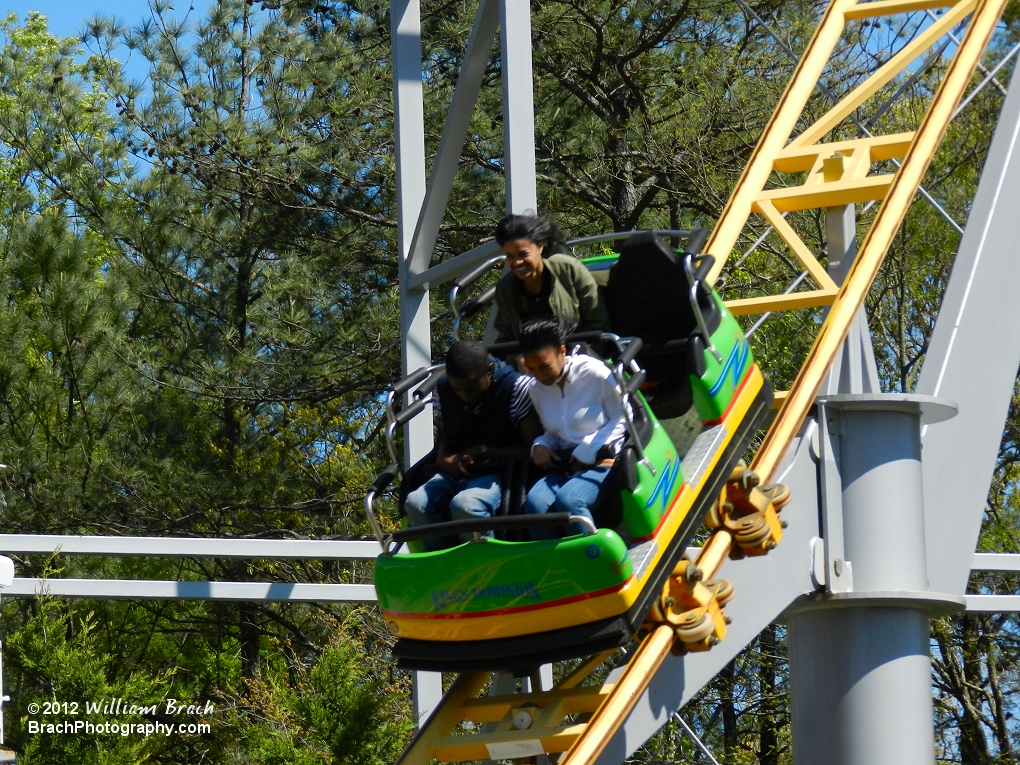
[531,444,558,470]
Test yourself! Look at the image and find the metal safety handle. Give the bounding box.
[684,253,722,363]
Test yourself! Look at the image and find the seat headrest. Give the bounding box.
[618,232,682,270]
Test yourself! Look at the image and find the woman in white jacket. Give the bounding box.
[519,318,630,539]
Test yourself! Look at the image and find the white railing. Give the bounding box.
[0,535,381,602]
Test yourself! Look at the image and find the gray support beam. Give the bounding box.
[816,401,853,592]
[972,552,1020,571]
[392,0,435,468]
[787,395,959,765]
[966,595,1020,612]
[391,0,427,240]
[408,240,502,291]
[966,555,1020,610]
[789,608,934,763]
[0,535,381,559]
[823,204,880,396]
[592,419,820,764]
[406,0,501,276]
[499,0,538,213]
[392,0,443,722]
[4,579,377,602]
[825,204,857,284]
[916,63,1020,596]
[819,203,877,594]
[400,284,434,467]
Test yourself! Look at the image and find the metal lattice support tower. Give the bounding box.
[384,0,1020,761]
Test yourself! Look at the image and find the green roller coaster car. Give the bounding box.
[365,230,773,671]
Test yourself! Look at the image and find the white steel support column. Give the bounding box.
[392,0,433,464]
[787,396,961,765]
[496,0,547,694]
[483,0,539,341]
[500,0,538,213]
[392,0,441,724]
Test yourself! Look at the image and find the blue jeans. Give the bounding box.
[524,466,615,540]
[404,472,503,551]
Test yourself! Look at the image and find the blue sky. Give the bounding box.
[4,0,217,82]
[4,0,161,39]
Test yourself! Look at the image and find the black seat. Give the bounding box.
[606,233,720,368]
[605,232,721,422]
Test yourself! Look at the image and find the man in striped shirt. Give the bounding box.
[404,341,541,550]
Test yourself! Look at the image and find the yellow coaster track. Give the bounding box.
[394,0,1008,760]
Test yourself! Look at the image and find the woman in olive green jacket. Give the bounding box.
[492,214,610,343]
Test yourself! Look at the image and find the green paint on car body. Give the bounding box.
[376,530,633,616]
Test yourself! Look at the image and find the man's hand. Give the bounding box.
[531,444,559,470]
[437,452,475,477]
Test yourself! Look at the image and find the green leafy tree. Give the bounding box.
[77,0,404,683]
[0,11,412,762]
[4,594,172,765]
[225,632,411,765]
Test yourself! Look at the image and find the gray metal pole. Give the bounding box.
[391,0,442,724]
[789,606,934,763]
[392,0,434,467]
[917,62,1020,595]
[823,204,880,395]
[484,0,539,338]
[787,395,961,765]
[500,0,538,213]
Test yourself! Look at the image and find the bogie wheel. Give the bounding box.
[706,578,734,606]
[676,612,715,643]
[733,515,772,547]
[704,500,724,529]
[759,482,791,510]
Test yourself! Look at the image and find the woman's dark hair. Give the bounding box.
[519,318,566,356]
[494,214,569,256]
[446,340,492,379]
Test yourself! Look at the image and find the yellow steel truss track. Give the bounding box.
[396,652,619,764]
[394,0,1008,760]
[743,0,1007,482]
[709,0,985,316]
